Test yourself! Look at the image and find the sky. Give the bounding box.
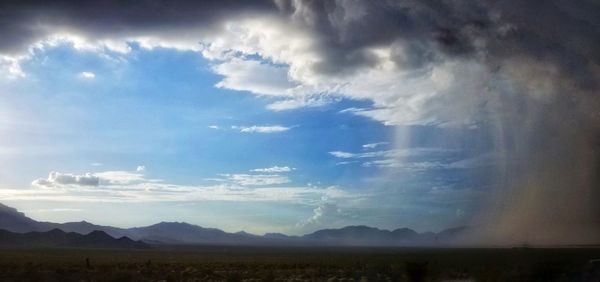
[0,0,598,243]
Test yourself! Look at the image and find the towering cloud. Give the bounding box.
[1,0,599,244]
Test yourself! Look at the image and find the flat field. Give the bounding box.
[0,246,598,281]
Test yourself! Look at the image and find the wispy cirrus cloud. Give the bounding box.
[94,170,149,185]
[330,147,498,171]
[1,184,351,204]
[330,148,455,159]
[250,166,295,173]
[329,148,465,170]
[208,124,293,133]
[329,148,444,160]
[362,142,389,150]
[27,208,84,213]
[213,174,291,186]
[8,169,354,205]
[232,125,291,133]
[362,160,446,170]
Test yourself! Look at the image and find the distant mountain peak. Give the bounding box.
[87,230,110,236]
[0,203,22,215]
[45,228,67,235]
[264,232,290,238]
[342,225,380,230]
[235,231,256,237]
[155,221,192,227]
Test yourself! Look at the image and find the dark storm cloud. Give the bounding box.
[279,0,492,74]
[275,0,600,86]
[0,0,277,54]
[2,0,597,84]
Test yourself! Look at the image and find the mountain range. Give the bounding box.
[0,203,466,247]
[0,228,148,249]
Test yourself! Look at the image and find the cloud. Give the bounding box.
[305,203,341,224]
[329,148,451,160]
[232,125,291,133]
[32,172,100,187]
[215,173,290,186]
[250,166,295,173]
[329,148,469,170]
[95,170,147,185]
[332,147,500,171]
[213,58,296,96]
[329,151,358,158]
[190,6,496,126]
[2,0,595,127]
[362,142,389,150]
[446,153,501,169]
[266,95,337,111]
[362,160,446,171]
[0,1,597,125]
[79,71,95,79]
[335,161,359,166]
[0,54,25,78]
[296,202,347,230]
[31,169,151,188]
[12,170,355,204]
[28,208,84,213]
[0,1,278,82]
[136,165,145,172]
[209,125,292,133]
[0,1,495,126]
[205,166,296,187]
[0,1,276,54]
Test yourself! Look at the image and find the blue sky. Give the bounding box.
[0,42,491,234]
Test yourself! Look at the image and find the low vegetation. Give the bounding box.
[0,246,598,281]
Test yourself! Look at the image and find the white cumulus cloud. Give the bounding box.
[213,58,296,96]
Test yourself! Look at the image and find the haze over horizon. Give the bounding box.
[0,0,598,244]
